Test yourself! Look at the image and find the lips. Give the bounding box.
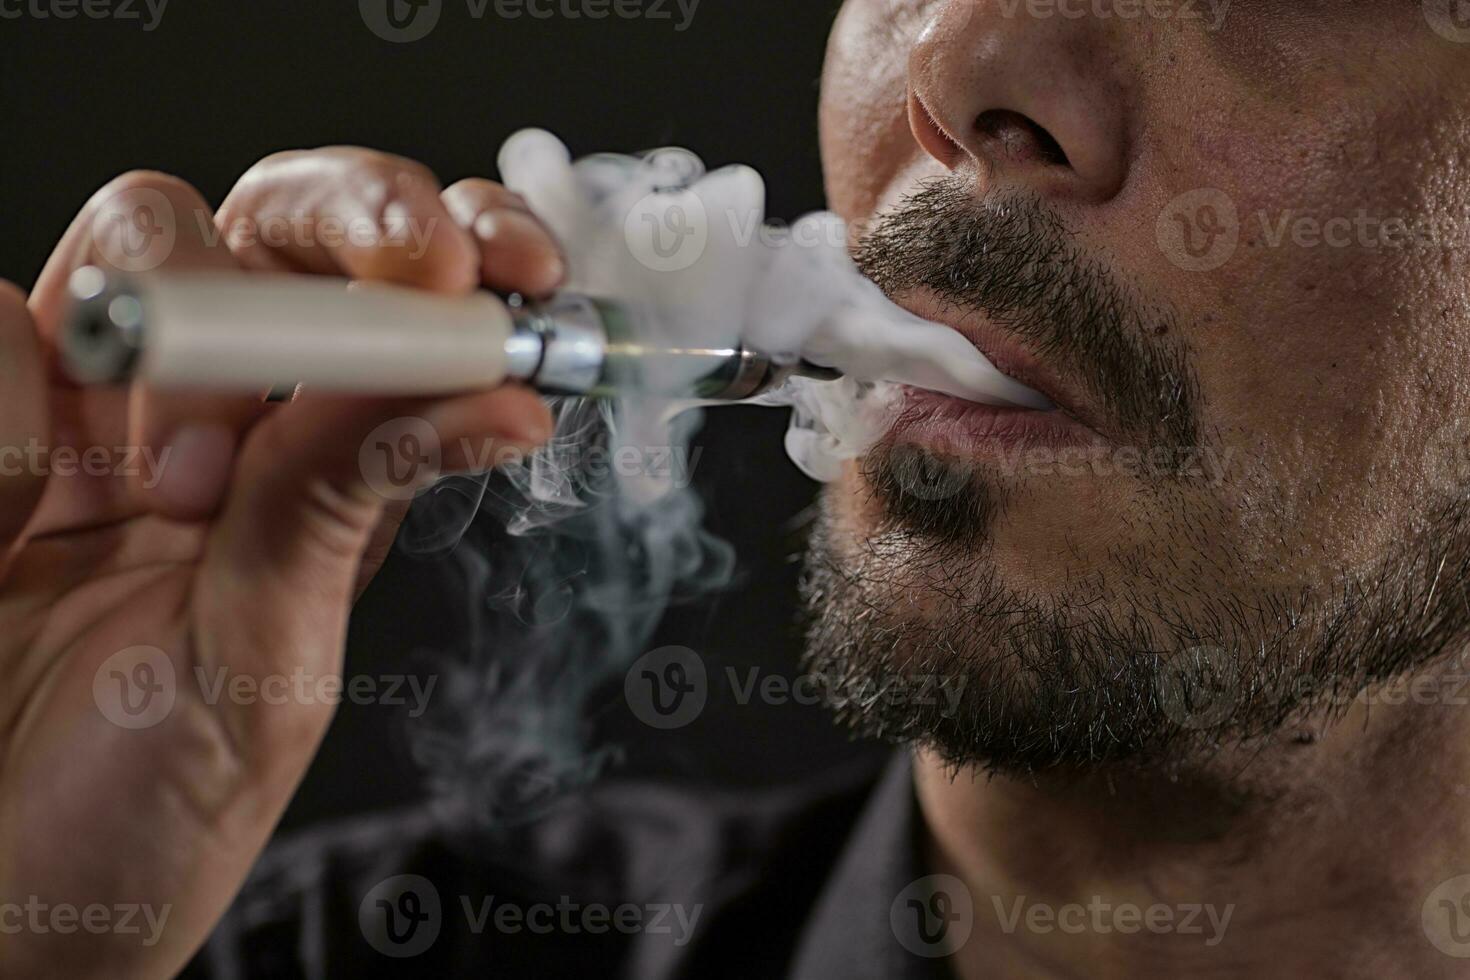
[883,289,1111,454]
[890,387,1105,457]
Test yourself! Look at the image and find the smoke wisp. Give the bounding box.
[400,132,1042,826]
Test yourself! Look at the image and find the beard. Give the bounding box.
[801,485,1470,777]
[799,180,1470,778]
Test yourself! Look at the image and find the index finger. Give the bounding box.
[217,147,480,294]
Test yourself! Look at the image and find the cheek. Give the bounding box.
[1142,77,1470,574]
[819,1,928,222]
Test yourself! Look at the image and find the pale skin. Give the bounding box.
[5,3,1470,980]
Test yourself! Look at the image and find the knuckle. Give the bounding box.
[443,175,503,196]
[241,148,291,173]
[227,146,429,198]
[232,149,297,186]
[335,148,441,201]
[223,149,309,205]
[87,170,202,214]
[370,150,439,186]
[241,148,443,220]
[443,177,527,213]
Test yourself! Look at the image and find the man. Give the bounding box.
[3,1,1469,977]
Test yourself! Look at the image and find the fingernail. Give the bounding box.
[472,211,500,242]
[152,423,236,516]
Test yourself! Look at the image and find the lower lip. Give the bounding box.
[887,387,1105,455]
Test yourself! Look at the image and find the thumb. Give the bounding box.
[0,282,51,549]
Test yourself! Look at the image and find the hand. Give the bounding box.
[0,148,565,978]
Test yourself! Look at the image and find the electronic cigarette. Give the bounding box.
[60,266,840,401]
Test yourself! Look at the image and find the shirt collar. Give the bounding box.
[788,753,957,980]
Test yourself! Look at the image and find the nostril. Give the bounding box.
[909,91,967,171]
[975,109,1071,168]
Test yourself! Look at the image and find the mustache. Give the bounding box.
[852,179,1202,451]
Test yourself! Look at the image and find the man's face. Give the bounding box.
[808,0,1470,773]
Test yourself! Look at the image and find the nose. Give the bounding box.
[907,1,1130,202]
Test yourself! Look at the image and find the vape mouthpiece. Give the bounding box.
[60,266,839,402]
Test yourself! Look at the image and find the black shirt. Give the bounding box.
[183,754,958,979]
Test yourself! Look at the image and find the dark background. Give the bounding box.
[1,0,885,830]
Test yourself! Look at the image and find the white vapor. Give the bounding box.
[402,131,1043,825]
